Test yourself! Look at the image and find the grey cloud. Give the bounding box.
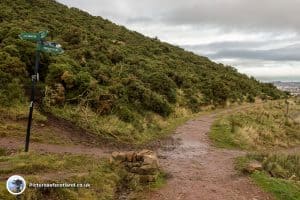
[182,41,270,53]
[59,0,300,32]
[159,0,300,32]
[57,0,300,81]
[208,44,300,61]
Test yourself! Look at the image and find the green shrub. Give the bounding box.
[62,27,82,45]
[125,80,172,117]
[246,94,255,103]
[0,71,24,106]
[144,92,173,117]
[146,72,177,103]
[46,63,74,85]
[108,48,124,64]
[116,106,136,122]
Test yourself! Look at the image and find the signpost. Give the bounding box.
[19,31,63,152]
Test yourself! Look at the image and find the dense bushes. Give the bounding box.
[145,72,177,103]
[0,73,24,106]
[124,80,172,117]
[0,0,285,124]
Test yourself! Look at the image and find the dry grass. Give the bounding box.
[210,99,300,150]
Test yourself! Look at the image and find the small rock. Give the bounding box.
[139,150,159,167]
[125,151,136,162]
[110,151,126,163]
[245,161,263,173]
[136,149,150,161]
[289,174,297,180]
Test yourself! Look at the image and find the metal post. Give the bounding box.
[25,43,40,152]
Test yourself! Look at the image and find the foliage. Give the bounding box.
[252,171,300,200]
[0,0,286,141]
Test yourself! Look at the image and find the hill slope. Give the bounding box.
[0,0,285,144]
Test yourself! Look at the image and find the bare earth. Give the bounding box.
[148,114,273,200]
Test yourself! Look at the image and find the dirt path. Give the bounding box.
[149,113,273,200]
[0,137,110,157]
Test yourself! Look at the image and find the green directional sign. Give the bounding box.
[19,32,40,41]
[19,31,48,41]
[39,31,48,39]
[38,43,64,54]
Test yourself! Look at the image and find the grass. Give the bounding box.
[148,172,168,189]
[0,153,95,175]
[0,151,165,200]
[236,154,300,180]
[49,104,202,145]
[0,118,74,145]
[210,99,300,150]
[235,153,300,200]
[49,99,246,146]
[0,103,50,142]
[251,172,300,200]
[0,148,7,156]
[0,103,79,145]
[209,117,246,149]
[0,103,47,122]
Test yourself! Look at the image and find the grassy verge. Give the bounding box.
[0,103,80,145]
[0,103,47,122]
[235,154,300,200]
[252,171,300,200]
[0,152,165,200]
[210,99,300,150]
[49,104,205,145]
[49,101,246,146]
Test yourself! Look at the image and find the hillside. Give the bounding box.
[0,0,285,144]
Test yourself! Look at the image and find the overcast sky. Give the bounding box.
[58,0,300,82]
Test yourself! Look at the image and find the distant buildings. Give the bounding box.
[272,81,300,96]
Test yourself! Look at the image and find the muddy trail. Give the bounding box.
[149,113,273,200]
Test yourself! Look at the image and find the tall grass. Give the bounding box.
[210,100,300,150]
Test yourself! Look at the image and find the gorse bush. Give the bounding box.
[0,0,286,141]
[145,72,177,103]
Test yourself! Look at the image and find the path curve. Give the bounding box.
[149,113,273,200]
